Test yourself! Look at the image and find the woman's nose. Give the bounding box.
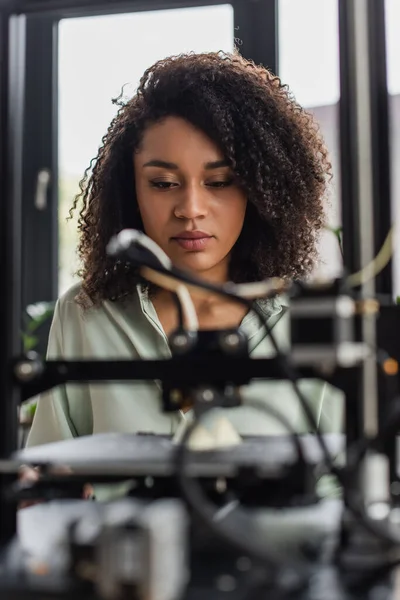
[174,184,208,220]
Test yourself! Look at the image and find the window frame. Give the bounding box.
[338,0,392,295]
[22,15,59,311]
[21,0,278,314]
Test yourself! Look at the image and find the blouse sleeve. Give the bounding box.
[26,297,93,447]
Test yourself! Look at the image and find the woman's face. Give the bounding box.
[133,116,247,284]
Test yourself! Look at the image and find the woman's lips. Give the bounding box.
[171,232,213,251]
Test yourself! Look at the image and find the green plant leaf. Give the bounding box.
[332,226,343,237]
[325,223,344,260]
[26,306,55,332]
[21,333,39,352]
[28,402,37,418]
[22,301,55,352]
[27,319,39,333]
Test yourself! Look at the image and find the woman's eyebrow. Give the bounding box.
[204,160,230,169]
[143,159,178,169]
[142,159,229,169]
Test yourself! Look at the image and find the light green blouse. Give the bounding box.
[26,283,343,448]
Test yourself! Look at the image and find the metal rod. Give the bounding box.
[339,0,361,278]
[367,0,392,296]
[15,357,358,404]
[339,0,379,439]
[0,8,25,544]
[354,0,378,438]
[2,0,228,18]
[338,0,394,517]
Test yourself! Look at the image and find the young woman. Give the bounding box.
[27,51,342,451]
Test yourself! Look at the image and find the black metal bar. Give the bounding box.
[14,356,356,402]
[376,303,400,490]
[15,357,314,399]
[21,16,59,317]
[367,0,393,296]
[338,0,383,450]
[338,0,361,277]
[339,0,392,293]
[0,9,25,544]
[233,0,278,73]
[1,0,229,18]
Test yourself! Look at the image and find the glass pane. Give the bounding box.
[278,0,341,279]
[58,5,234,296]
[385,0,400,298]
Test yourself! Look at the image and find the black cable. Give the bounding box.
[175,399,311,577]
[138,273,185,331]
[171,291,185,330]
[123,242,400,548]
[244,314,400,550]
[244,399,308,466]
[250,302,338,471]
[133,256,339,472]
[245,305,398,554]
[247,309,400,551]
[165,263,339,473]
[167,269,400,547]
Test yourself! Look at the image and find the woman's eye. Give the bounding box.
[150,181,178,190]
[207,180,234,188]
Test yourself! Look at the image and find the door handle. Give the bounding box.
[34,168,51,211]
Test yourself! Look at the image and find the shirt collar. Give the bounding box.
[136,283,284,336]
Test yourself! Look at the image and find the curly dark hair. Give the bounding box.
[71,51,332,305]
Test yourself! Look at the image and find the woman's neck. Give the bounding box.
[152,288,248,336]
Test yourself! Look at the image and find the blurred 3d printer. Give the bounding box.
[1,1,400,599]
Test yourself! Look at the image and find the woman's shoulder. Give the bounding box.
[58,282,92,311]
[57,283,115,315]
[58,281,80,301]
[52,283,143,358]
[55,283,109,330]
[55,282,142,330]
[53,283,85,325]
[58,282,142,310]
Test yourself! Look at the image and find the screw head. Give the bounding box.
[172,333,189,348]
[15,362,35,381]
[202,389,214,402]
[224,333,240,347]
[170,389,182,404]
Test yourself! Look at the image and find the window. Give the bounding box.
[278,0,342,279]
[385,0,400,298]
[58,5,234,296]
